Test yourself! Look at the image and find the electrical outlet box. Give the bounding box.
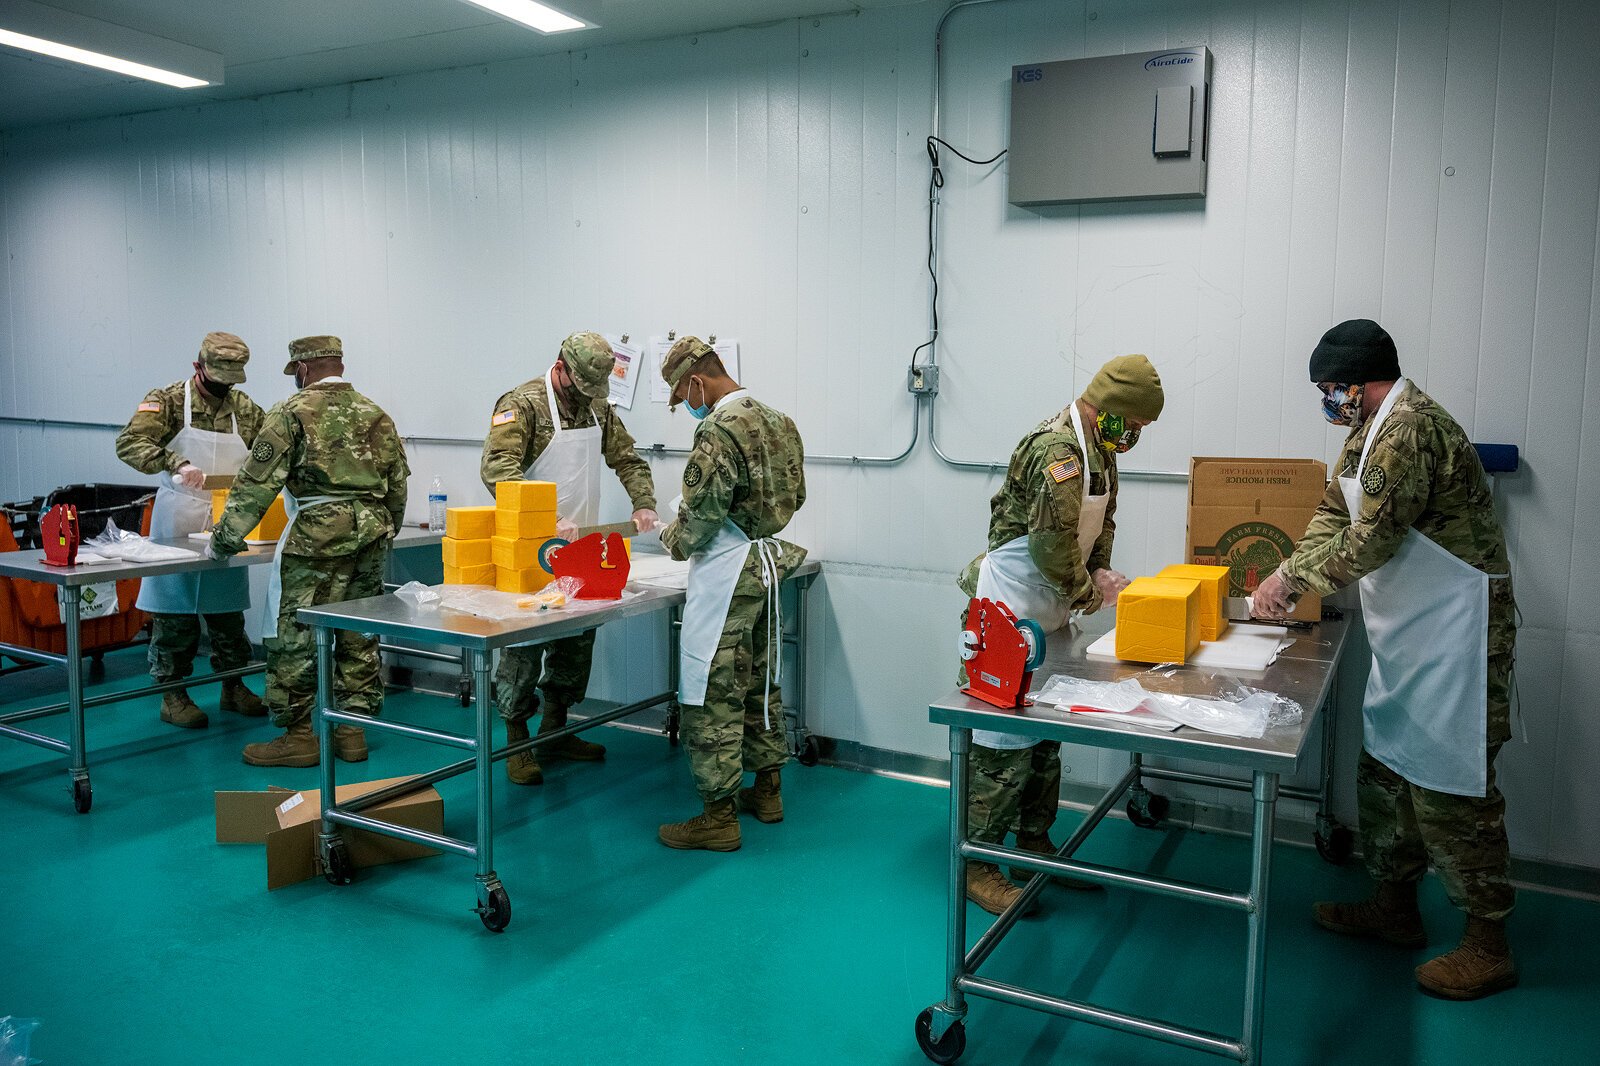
[1008,47,1212,206]
[907,364,940,395]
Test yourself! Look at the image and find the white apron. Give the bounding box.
[136,383,252,614]
[1345,380,1498,797]
[260,491,342,640]
[529,367,602,529]
[973,405,1111,750]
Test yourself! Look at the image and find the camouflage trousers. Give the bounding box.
[148,611,253,681]
[494,631,596,723]
[682,566,789,803]
[266,543,387,729]
[967,741,1062,845]
[1358,653,1515,921]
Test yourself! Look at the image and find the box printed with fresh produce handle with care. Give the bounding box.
[1186,457,1326,623]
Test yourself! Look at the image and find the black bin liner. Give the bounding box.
[0,495,49,550]
[44,483,157,542]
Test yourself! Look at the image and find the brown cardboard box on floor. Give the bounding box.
[214,776,444,891]
[1186,457,1328,624]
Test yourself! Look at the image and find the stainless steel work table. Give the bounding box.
[916,612,1349,1066]
[297,557,821,931]
[0,527,441,811]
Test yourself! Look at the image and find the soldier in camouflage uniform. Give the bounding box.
[210,336,409,768]
[1255,319,1519,1000]
[480,332,659,785]
[655,337,806,852]
[956,355,1163,915]
[116,332,267,728]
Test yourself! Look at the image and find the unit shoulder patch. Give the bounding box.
[1047,456,1081,484]
[1362,464,1387,496]
[683,461,704,488]
[491,408,516,427]
[251,440,276,465]
[137,401,162,414]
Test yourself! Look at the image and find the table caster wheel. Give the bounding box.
[457,676,472,708]
[666,707,680,747]
[1126,792,1169,829]
[1315,824,1354,865]
[798,735,820,767]
[72,777,92,814]
[477,884,511,932]
[89,652,106,682]
[323,840,354,886]
[915,1009,965,1064]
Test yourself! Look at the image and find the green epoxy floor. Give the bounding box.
[2,650,1595,1066]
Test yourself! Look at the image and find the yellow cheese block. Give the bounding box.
[1115,576,1202,664]
[496,565,554,594]
[442,537,492,569]
[211,490,289,544]
[492,535,546,571]
[495,508,558,539]
[1158,563,1231,641]
[445,505,496,540]
[443,562,496,586]
[495,480,558,512]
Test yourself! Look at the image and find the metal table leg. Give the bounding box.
[315,627,354,884]
[664,605,682,747]
[58,586,90,813]
[916,725,971,1062]
[470,648,510,931]
[788,576,819,765]
[1242,771,1278,1064]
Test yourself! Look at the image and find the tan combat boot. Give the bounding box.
[658,798,741,851]
[219,679,266,717]
[1011,832,1102,891]
[1415,917,1518,1000]
[538,705,606,762]
[737,768,784,824]
[1313,880,1427,947]
[334,725,368,763]
[966,862,1036,917]
[160,689,208,729]
[242,720,319,767]
[504,719,542,786]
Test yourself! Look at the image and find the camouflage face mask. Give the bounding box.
[1095,411,1140,453]
[1319,382,1363,426]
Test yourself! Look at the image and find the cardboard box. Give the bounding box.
[495,480,558,512]
[445,505,496,540]
[496,565,554,594]
[443,562,496,585]
[495,508,558,540]
[442,536,492,568]
[214,776,443,891]
[1186,457,1326,623]
[211,489,289,545]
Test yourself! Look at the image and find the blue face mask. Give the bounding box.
[685,378,712,420]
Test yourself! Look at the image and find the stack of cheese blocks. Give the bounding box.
[440,480,559,593]
[1114,564,1231,665]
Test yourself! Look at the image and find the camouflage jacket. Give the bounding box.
[957,404,1119,612]
[661,392,807,570]
[1279,382,1516,655]
[115,379,266,475]
[211,381,410,559]
[479,376,655,510]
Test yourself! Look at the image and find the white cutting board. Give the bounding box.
[1087,624,1292,673]
[626,554,691,590]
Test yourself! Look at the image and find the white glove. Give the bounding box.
[632,508,660,534]
[1092,568,1129,609]
[555,517,579,541]
[176,464,205,489]
[200,536,217,561]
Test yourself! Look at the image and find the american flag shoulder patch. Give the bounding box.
[1048,456,1080,484]
[491,409,516,427]
[137,401,162,413]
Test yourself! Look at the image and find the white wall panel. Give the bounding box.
[2,0,1598,870]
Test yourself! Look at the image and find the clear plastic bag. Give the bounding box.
[85,518,200,562]
[0,1016,40,1066]
[435,577,596,622]
[393,581,441,610]
[1030,669,1304,739]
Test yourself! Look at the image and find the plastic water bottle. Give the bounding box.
[428,477,447,530]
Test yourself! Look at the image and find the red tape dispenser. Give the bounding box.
[42,503,82,567]
[542,532,629,600]
[959,597,1047,710]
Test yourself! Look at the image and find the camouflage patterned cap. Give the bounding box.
[660,336,716,408]
[198,331,250,384]
[282,335,343,375]
[558,331,615,399]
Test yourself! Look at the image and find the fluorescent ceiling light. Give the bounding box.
[0,1,222,88]
[0,27,207,87]
[460,1,591,34]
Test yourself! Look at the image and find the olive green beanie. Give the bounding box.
[1082,354,1164,421]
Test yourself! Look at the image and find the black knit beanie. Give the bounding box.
[1308,319,1401,383]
